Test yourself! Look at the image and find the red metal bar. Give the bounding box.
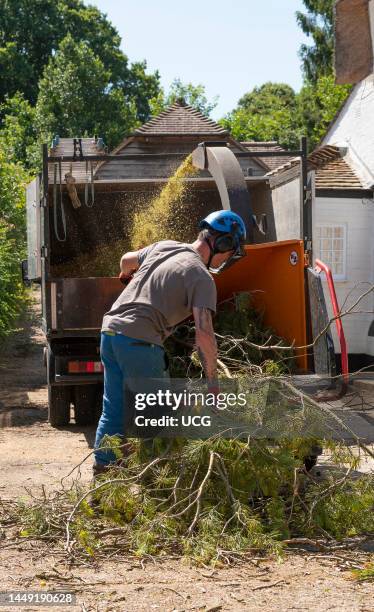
[314,259,349,384]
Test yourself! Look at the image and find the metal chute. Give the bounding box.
[192,142,259,243]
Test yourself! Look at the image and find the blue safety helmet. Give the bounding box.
[199,210,247,274]
[200,210,246,240]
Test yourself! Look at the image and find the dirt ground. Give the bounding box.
[0,289,373,612]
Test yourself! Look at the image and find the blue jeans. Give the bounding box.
[94,332,167,466]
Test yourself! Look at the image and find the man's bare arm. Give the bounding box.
[120,251,140,276]
[192,307,217,383]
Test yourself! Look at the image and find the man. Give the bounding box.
[94,210,247,473]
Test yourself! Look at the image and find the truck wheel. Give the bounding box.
[48,385,71,427]
[73,386,97,425]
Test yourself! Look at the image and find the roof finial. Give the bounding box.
[175,96,186,106]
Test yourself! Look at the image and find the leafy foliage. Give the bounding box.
[0,0,160,156]
[296,0,335,83]
[0,93,38,171]
[0,41,33,106]
[220,83,300,149]
[34,35,139,150]
[0,0,160,116]
[306,476,374,539]
[238,83,296,112]
[150,79,218,117]
[0,144,28,339]
[221,77,351,152]
[297,75,352,150]
[351,561,374,582]
[8,435,374,565]
[166,292,295,379]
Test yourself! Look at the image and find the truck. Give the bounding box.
[22,137,340,427]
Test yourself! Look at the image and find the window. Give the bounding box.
[315,225,346,279]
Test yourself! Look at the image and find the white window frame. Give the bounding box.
[315,223,347,281]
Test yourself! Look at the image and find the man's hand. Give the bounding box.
[119,271,133,286]
[192,307,218,384]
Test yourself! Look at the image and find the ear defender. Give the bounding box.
[199,212,247,274]
[213,234,237,253]
[213,221,240,253]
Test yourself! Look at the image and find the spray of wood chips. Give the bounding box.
[52,155,197,277]
[130,154,197,250]
[52,241,126,277]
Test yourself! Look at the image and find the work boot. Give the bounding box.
[92,438,135,476]
[92,439,135,477]
[92,462,112,478]
[90,447,137,510]
[90,439,136,508]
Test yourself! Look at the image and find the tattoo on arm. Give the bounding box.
[196,307,212,332]
[193,307,218,382]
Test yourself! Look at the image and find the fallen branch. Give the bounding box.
[252,579,286,591]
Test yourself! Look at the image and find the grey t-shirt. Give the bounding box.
[102,240,217,346]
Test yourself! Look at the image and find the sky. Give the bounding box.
[87,0,310,119]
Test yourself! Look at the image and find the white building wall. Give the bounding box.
[314,196,374,355]
[322,76,374,189]
[370,0,374,69]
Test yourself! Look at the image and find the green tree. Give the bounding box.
[220,83,300,149]
[297,75,351,149]
[0,142,28,339]
[237,82,296,112]
[34,35,139,149]
[150,79,218,117]
[296,0,334,83]
[0,93,37,170]
[0,0,160,120]
[220,78,350,152]
[294,1,351,150]
[0,42,33,106]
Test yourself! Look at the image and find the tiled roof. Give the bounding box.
[48,137,102,184]
[240,141,295,171]
[134,101,228,136]
[266,144,364,190]
[315,157,363,190]
[309,145,342,168]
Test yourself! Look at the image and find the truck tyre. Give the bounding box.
[48,385,71,427]
[47,344,71,427]
[73,385,97,425]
